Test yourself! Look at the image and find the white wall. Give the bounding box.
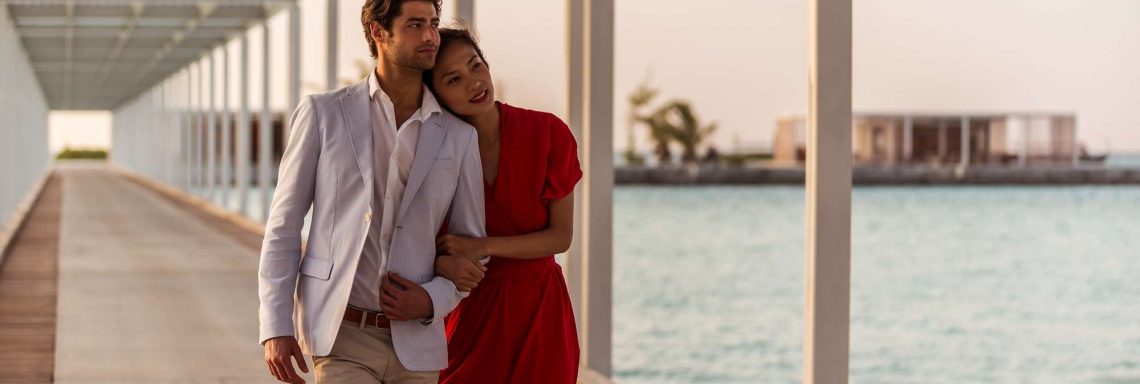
[0,4,51,232]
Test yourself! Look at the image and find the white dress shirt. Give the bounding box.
[348,71,443,312]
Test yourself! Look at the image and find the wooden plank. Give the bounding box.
[0,175,61,382]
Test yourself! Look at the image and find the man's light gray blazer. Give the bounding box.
[257,78,485,371]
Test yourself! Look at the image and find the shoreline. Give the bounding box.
[615,165,1140,185]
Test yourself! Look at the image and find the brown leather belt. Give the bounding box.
[344,306,390,328]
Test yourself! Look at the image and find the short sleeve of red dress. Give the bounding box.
[541,118,583,201]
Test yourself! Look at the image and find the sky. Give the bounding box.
[49,0,1140,154]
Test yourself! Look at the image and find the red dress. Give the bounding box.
[439,103,583,384]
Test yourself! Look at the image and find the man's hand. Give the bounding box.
[380,272,434,321]
[263,336,308,384]
[435,255,486,292]
[436,234,487,260]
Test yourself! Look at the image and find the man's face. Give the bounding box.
[376,1,440,71]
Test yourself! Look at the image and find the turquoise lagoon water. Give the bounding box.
[613,186,1140,383]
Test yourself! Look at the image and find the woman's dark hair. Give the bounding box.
[361,0,443,59]
[423,27,489,94]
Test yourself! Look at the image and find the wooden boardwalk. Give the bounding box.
[0,164,300,383]
[0,174,60,383]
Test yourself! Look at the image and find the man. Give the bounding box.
[258,1,486,383]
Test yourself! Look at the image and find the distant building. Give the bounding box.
[773,112,1080,167]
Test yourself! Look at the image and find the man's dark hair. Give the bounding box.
[361,0,443,58]
[423,28,489,93]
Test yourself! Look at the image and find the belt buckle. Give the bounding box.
[374,312,387,327]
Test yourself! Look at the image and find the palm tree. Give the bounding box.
[624,79,658,165]
[637,107,676,164]
[642,100,718,164]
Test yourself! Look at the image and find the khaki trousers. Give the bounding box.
[313,320,439,384]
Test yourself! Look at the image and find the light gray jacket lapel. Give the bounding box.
[338,79,374,197]
[397,117,445,223]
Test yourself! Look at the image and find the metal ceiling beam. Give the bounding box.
[63,0,74,107]
[95,1,146,87]
[5,0,293,5]
[18,27,233,39]
[15,16,258,29]
[135,2,219,85]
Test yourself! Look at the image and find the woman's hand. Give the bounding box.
[434,255,486,292]
[437,234,488,260]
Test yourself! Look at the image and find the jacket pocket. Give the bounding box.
[299,256,333,280]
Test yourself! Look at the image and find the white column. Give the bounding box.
[565,0,585,330]
[184,68,193,190]
[288,1,302,140]
[187,66,193,190]
[221,43,233,209]
[208,51,218,202]
[903,116,913,162]
[804,0,852,384]
[326,0,339,91]
[155,86,164,180]
[193,61,203,195]
[156,84,162,181]
[455,0,475,26]
[159,81,168,183]
[960,116,970,168]
[132,95,139,172]
[144,92,150,175]
[166,77,177,185]
[567,0,614,377]
[260,21,273,222]
[238,32,251,217]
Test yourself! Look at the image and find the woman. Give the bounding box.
[425,28,581,384]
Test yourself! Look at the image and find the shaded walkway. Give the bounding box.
[0,163,309,383]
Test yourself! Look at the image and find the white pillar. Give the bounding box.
[145,91,151,176]
[567,0,614,377]
[260,21,273,222]
[221,43,233,209]
[238,32,251,217]
[288,1,302,140]
[184,68,193,190]
[455,0,475,27]
[154,86,164,180]
[960,116,970,168]
[208,51,218,202]
[158,82,167,183]
[166,77,177,185]
[193,61,203,195]
[565,0,585,327]
[326,0,339,91]
[804,1,852,384]
[903,116,913,162]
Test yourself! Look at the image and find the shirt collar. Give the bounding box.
[368,70,443,123]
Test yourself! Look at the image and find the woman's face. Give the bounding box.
[430,42,495,118]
